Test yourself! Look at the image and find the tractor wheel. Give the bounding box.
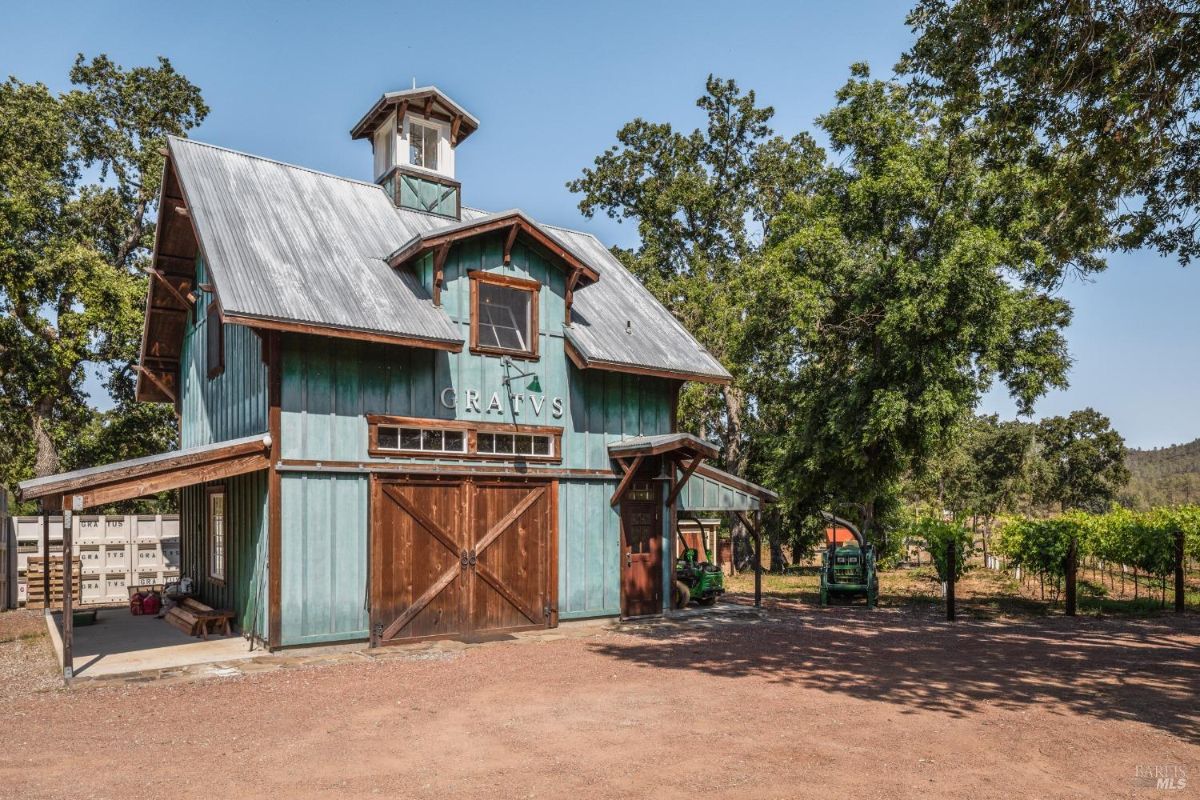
[819,588,828,606]
[697,594,718,607]
[673,581,691,609]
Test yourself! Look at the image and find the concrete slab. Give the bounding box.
[49,607,257,678]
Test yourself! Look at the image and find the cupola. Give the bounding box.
[350,86,479,219]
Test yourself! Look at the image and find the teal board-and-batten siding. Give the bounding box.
[677,471,764,512]
[279,336,674,469]
[179,257,269,448]
[279,472,370,646]
[179,470,269,636]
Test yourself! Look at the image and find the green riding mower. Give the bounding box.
[672,515,725,608]
[819,513,878,608]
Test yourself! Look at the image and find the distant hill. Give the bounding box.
[1122,437,1200,509]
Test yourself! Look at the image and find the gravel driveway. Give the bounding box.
[1,603,1196,799]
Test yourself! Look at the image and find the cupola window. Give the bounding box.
[408,120,440,171]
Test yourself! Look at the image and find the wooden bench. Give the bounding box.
[163,597,235,640]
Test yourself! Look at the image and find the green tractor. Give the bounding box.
[819,513,878,608]
[673,515,725,608]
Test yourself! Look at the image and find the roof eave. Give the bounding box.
[564,335,731,386]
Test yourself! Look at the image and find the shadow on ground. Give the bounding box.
[593,600,1200,741]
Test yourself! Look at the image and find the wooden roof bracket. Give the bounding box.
[451,114,463,145]
[432,242,450,306]
[565,268,582,326]
[136,365,176,404]
[423,95,433,119]
[610,454,645,507]
[149,269,196,308]
[502,223,520,265]
[666,455,704,507]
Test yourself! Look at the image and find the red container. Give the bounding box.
[129,592,145,616]
[141,592,161,616]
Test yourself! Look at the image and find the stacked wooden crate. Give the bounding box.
[15,514,178,606]
[25,556,81,610]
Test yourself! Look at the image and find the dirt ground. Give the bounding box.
[1,599,1197,800]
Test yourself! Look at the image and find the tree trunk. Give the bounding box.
[31,397,60,478]
[769,536,786,573]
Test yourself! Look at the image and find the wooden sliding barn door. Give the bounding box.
[372,477,555,645]
[371,480,469,643]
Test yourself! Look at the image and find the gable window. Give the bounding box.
[206,300,224,378]
[470,272,539,359]
[408,120,439,171]
[208,488,226,583]
[368,415,561,462]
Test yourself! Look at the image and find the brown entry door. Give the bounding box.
[372,478,554,644]
[621,481,663,617]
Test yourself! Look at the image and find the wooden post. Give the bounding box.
[945,567,955,621]
[40,503,51,607]
[1175,529,1186,614]
[1065,535,1078,617]
[61,507,74,680]
[754,511,762,608]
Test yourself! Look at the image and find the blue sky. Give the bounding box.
[3,1,1196,448]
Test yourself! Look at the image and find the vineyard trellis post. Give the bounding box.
[1065,535,1078,616]
[1175,530,1185,614]
[946,563,956,621]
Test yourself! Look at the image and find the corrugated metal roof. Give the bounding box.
[17,433,271,500]
[168,136,730,381]
[169,137,462,347]
[608,433,720,460]
[550,225,731,383]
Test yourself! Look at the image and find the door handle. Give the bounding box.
[625,552,632,567]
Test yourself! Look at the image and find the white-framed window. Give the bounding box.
[208,488,226,583]
[469,272,540,359]
[408,119,440,171]
[373,113,395,179]
[477,432,554,458]
[376,425,468,454]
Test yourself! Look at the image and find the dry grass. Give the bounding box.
[724,564,1200,618]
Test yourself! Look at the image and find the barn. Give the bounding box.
[18,86,775,662]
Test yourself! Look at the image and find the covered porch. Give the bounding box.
[607,433,779,608]
[17,433,273,680]
[46,606,257,678]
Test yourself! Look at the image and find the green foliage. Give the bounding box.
[1123,437,1200,509]
[0,54,205,506]
[760,64,1099,538]
[1034,408,1130,512]
[903,0,1200,265]
[568,75,825,549]
[997,516,1076,585]
[1000,506,1198,604]
[907,516,973,582]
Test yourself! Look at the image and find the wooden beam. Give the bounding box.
[610,455,644,507]
[736,511,763,608]
[136,365,176,404]
[451,114,462,145]
[267,332,283,650]
[148,269,195,309]
[423,95,433,119]
[432,242,450,307]
[503,223,520,265]
[562,337,731,386]
[222,312,463,353]
[666,456,704,507]
[565,268,581,325]
[61,510,74,679]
